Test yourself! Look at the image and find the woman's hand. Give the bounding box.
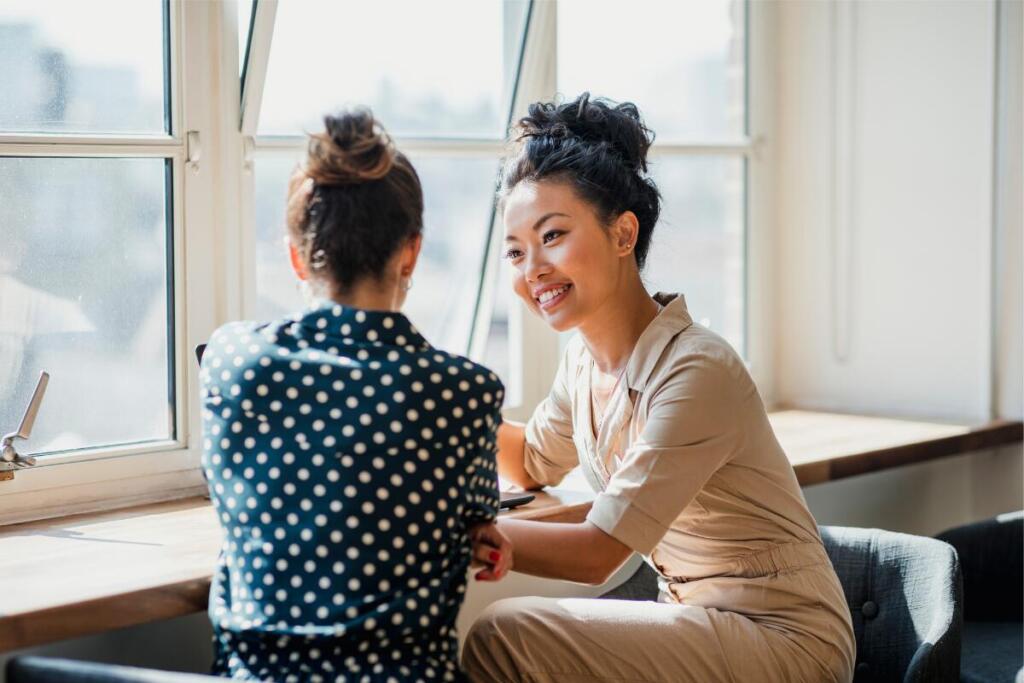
[468,521,514,581]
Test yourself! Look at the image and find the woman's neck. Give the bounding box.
[320,278,401,312]
[577,278,660,376]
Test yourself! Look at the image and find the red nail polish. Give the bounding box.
[489,551,501,563]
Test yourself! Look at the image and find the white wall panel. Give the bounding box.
[776,0,997,421]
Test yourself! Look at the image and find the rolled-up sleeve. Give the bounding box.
[522,341,581,487]
[587,356,738,556]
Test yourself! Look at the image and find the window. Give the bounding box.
[555,0,748,351]
[0,0,758,520]
[480,0,750,412]
[241,1,531,359]
[242,0,749,413]
[0,1,177,457]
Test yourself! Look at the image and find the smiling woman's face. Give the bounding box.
[502,180,628,332]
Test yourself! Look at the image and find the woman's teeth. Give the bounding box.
[538,285,569,304]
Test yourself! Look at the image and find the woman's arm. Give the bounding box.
[498,517,633,585]
[497,421,543,491]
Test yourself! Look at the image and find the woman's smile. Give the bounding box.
[534,283,573,311]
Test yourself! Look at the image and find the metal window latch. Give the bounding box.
[1,371,49,481]
[186,130,201,173]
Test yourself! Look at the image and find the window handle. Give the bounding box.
[1,371,50,477]
[186,130,201,173]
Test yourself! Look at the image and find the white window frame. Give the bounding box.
[0,0,776,524]
[0,0,240,524]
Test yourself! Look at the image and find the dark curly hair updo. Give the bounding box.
[286,108,424,292]
[499,93,661,270]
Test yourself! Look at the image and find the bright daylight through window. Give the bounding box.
[0,0,748,468]
[0,0,175,458]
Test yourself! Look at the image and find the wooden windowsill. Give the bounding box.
[0,410,1019,653]
[772,410,1022,486]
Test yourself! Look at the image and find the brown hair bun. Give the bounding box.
[305,108,396,185]
[286,108,424,294]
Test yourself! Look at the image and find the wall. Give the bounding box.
[774,0,999,422]
[770,0,1022,534]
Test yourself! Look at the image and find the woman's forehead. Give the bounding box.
[503,181,584,234]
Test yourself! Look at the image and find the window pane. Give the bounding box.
[238,0,255,77]
[481,258,520,406]
[0,157,173,456]
[643,156,745,352]
[251,153,498,353]
[557,0,746,141]
[0,0,168,134]
[259,0,514,138]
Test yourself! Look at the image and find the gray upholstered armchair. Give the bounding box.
[605,526,965,682]
[821,526,963,683]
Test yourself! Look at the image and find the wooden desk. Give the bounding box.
[0,489,593,653]
[0,411,1019,652]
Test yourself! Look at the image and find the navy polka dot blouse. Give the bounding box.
[200,300,503,682]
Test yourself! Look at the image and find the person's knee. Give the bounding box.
[462,598,530,681]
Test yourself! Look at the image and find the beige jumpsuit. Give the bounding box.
[463,294,855,683]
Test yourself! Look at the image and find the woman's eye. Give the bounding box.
[542,230,564,244]
[503,248,523,260]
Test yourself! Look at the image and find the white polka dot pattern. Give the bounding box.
[200,301,503,682]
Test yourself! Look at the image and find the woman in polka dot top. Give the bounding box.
[200,110,509,682]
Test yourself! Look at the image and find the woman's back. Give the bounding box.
[201,302,503,681]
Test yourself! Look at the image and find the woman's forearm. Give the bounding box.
[497,517,633,585]
[497,421,542,490]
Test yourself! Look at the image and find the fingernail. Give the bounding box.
[489,551,501,563]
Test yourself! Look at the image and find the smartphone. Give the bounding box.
[499,492,535,510]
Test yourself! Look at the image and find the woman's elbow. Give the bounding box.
[578,553,630,586]
[578,561,620,586]
[575,526,633,585]
[522,477,545,492]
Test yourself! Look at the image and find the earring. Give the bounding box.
[403,277,413,292]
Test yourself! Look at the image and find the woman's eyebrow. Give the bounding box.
[505,212,571,241]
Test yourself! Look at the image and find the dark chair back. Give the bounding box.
[821,526,963,683]
[6,657,220,683]
[936,510,1023,622]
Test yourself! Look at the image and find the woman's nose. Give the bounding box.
[523,250,553,283]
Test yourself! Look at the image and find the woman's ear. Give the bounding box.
[399,233,423,278]
[611,211,640,258]
[287,237,309,281]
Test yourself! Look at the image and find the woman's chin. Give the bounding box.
[539,305,579,332]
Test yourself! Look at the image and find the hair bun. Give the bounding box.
[305,109,396,185]
[518,92,654,173]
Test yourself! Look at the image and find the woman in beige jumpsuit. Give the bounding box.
[461,94,855,682]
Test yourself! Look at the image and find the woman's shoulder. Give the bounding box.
[410,348,506,408]
[651,321,754,398]
[205,317,287,356]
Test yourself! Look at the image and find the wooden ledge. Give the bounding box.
[0,489,592,653]
[0,410,1019,652]
[771,410,1023,486]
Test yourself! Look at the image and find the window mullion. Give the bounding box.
[649,140,757,157]
[0,144,184,159]
[498,0,562,416]
[240,0,279,135]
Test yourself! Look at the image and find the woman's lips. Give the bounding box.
[536,284,572,311]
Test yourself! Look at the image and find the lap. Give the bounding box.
[462,594,842,683]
